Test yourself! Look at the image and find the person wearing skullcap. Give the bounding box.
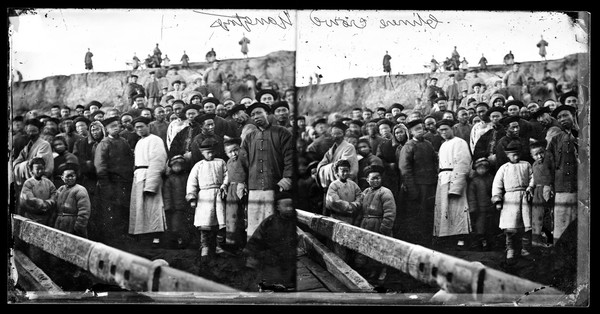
[93,108,134,245]
[255,89,279,106]
[494,114,534,168]
[354,161,396,280]
[397,116,438,245]
[75,104,86,116]
[53,160,91,240]
[491,137,534,264]
[13,118,55,191]
[472,104,506,170]
[324,157,363,263]
[390,103,404,116]
[238,97,294,241]
[375,107,387,119]
[85,100,103,113]
[432,112,472,249]
[129,106,168,247]
[543,99,577,247]
[271,101,292,130]
[558,90,577,107]
[431,96,449,122]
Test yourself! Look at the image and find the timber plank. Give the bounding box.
[13,249,63,293]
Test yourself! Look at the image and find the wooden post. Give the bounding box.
[296,209,565,303]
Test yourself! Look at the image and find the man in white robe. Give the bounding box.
[316,121,359,190]
[129,116,168,246]
[433,119,473,248]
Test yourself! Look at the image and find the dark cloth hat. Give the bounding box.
[180,104,202,119]
[101,116,120,127]
[334,159,351,171]
[24,118,44,130]
[132,93,145,100]
[297,115,306,121]
[504,140,522,153]
[171,79,182,85]
[224,137,242,147]
[274,190,293,202]
[472,82,482,88]
[394,112,408,119]
[473,157,491,169]
[168,155,186,167]
[485,106,506,117]
[201,97,221,106]
[376,118,394,128]
[405,118,424,130]
[128,74,139,79]
[246,102,271,115]
[501,115,521,127]
[57,162,79,174]
[349,119,363,127]
[73,116,91,126]
[434,96,448,103]
[194,113,216,125]
[75,104,85,110]
[551,104,577,119]
[330,120,348,132]
[172,99,185,107]
[255,89,279,102]
[132,116,151,126]
[85,100,103,110]
[311,118,328,128]
[164,95,175,102]
[340,117,352,123]
[228,104,247,117]
[559,90,578,105]
[271,101,290,112]
[199,138,217,150]
[436,119,456,128]
[364,164,385,176]
[475,102,490,109]
[390,103,404,111]
[376,106,387,112]
[90,110,105,120]
[529,106,551,119]
[505,100,524,109]
[45,117,61,125]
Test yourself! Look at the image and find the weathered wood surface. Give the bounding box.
[11,214,239,293]
[297,227,374,292]
[296,209,565,302]
[13,249,63,293]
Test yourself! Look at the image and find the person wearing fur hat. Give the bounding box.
[128,116,168,247]
[93,116,134,245]
[433,119,473,249]
[239,102,294,241]
[316,121,359,191]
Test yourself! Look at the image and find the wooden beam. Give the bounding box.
[297,227,374,292]
[299,253,350,292]
[13,249,63,293]
[296,209,565,302]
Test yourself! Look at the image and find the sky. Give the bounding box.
[9,9,588,85]
[8,8,297,81]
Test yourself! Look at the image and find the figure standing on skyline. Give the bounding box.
[537,35,549,60]
[504,50,515,66]
[239,34,251,58]
[478,53,488,71]
[153,43,163,67]
[84,48,94,71]
[206,48,217,63]
[132,52,140,70]
[383,51,393,88]
[181,51,190,69]
[430,56,439,73]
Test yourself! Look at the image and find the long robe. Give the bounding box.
[13,138,54,186]
[492,161,533,230]
[316,140,359,189]
[433,137,472,237]
[129,134,168,235]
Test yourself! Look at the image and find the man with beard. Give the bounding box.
[190,113,227,166]
[495,115,534,168]
[239,102,293,240]
[13,119,55,209]
[94,116,134,245]
[398,119,438,246]
[316,121,359,192]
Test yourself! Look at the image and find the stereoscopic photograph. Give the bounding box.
[7,9,589,306]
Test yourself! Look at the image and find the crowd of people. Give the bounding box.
[10,68,298,289]
[295,66,580,281]
[10,55,581,289]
